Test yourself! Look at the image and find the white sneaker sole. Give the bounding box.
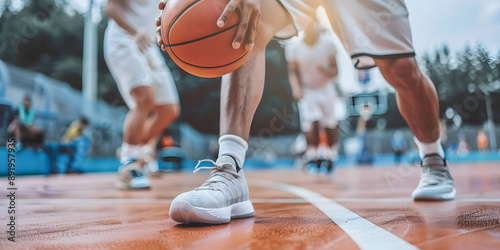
[115,179,151,190]
[413,188,456,201]
[169,200,254,224]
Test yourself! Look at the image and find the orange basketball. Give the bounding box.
[161,0,250,78]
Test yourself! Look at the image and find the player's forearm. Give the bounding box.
[289,64,303,88]
[105,2,138,36]
[290,70,303,89]
[289,73,301,90]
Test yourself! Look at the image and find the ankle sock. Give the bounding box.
[217,134,248,171]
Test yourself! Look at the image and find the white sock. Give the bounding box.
[305,146,317,161]
[141,144,153,156]
[120,142,144,164]
[217,134,248,171]
[414,137,445,159]
[327,144,339,161]
[147,159,159,172]
[317,145,329,159]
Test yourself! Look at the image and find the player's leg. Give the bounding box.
[375,57,440,145]
[7,119,23,150]
[322,0,455,200]
[305,122,320,149]
[325,127,338,152]
[375,57,455,200]
[325,126,339,173]
[139,47,180,174]
[120,86,157,164]
[298,87,324,172]
[169,0,292,224]
[304,121,320,171]
[140,104,179,175]
[123,86,156,145]
[141,104,179,144]
[104,30,159,190]
[114,86,156,189]
[169,41,267,225]
[321,83,339,173]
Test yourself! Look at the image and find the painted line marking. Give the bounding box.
[251,179,419,250]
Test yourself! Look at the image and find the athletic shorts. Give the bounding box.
[299,83,338,132]
[104,28,179,109]
[277,0,415,69]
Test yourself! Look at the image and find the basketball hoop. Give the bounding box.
[348,93,387,117]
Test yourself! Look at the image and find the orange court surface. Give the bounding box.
[2,162,499,249]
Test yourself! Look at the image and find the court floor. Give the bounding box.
[1,162,500,249]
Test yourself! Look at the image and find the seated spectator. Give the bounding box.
[61,117,90,173]
[62,117,89,143]
[7,95,44,150]
[45,117,90,174]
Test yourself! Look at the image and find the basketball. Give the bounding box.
[160,0,250,78]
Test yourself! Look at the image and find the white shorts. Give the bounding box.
[277,0,415,69]
[104,28,179,109]
[299,84,338,132]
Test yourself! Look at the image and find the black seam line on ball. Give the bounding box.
[165,23,239,48]
[167,0,202,47]
[170,50,249,69]
[166,0,247,69]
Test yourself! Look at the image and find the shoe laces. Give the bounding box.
[421,166,450,185]
[193,159,240,191]
[130,169,144,178]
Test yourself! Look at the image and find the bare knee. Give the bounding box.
[376,57,424,92]
[156,104,180,124]
[130,86,155,112]
[250,0,293,52]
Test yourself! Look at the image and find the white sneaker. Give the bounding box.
[115,159,151,190]
[413,154,456,200]
[169,157,254,224]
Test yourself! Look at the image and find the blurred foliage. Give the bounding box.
[421,44,500,124]
[368,44,500,129]
[0,0,123,105]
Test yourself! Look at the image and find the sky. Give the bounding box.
[406,0,500,56]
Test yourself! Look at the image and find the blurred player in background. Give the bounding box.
[286,20,340,174]
[156,0,455,224]
[104,0,179,190]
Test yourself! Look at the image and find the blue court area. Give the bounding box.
[2,147,499,176]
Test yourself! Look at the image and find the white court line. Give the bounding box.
[251,179,419,250]
[455,198,500,203]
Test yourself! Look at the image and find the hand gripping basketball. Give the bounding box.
[156,0,257,77]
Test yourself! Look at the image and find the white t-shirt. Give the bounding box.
[285,33,337,89]
[107,0,159,41]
